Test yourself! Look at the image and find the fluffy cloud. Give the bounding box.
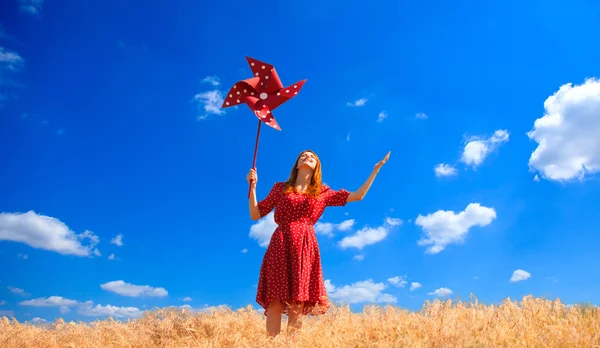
[434,163,457,177]
[325,279,397,304]
[77,301,142,318]
[415,203,496,254]
[18,0,43,15]
[416,113,428,119]
[182,297,192,302]
[338,217,402,250]
[110,234,124,247]
[315,219,355,237]
[249,212,277,247]
[410,282,422,291]
[428,287,453,298]
[8,286,29,297]
[178,304,230,313]
[100,280,168,298]
[19,295,144,319]
[377,111,388,123]
[201,76,220,86]
[510,269,531,282]
[387,276,407,288]
[461,130,510,167]
[193,78,225,120]
[20,296,78,307]
[347,97,368,107]
[0,45,25,107]
[0,211,101,257]
[527,78,600,181]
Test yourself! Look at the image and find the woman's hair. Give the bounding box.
[284,149,323,198]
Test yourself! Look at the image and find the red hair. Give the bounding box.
[284,150,323,198]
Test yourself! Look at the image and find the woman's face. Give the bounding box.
[296,151,318,171]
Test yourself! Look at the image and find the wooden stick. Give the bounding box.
[248,119,262,198]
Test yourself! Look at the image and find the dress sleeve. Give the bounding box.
[257,182,282,218]
[323,186,351,207]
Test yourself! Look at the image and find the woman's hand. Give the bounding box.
[374,151,391,172]
[247,168,258,187]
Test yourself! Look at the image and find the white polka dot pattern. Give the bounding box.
[255,182,350,317]
[220,57,307,132]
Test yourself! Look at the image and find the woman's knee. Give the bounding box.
[269,299,284,312]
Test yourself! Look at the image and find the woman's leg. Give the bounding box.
[266,299,283,336]
[287,301,304,332]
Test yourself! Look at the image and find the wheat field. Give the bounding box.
[1,295,599,347]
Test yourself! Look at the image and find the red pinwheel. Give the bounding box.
[221,56,306,131]
[221,56,307,197]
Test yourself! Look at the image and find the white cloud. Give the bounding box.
[415,203,496,254]
[0,47,24,76]
[182,297,192,302]
[19,294,144,319]
[201,76,220,86]
[353,254,364,261]
[416,113,428,119]
[338,217,402,250]
[249,212,277,247]
[100,280,168,298]
[346,133,351,142]
[193,89,225,120]
[0,45,25,107]
[434,163,457,177]
[460,130,510,167]
[8,286,29,297]
[31,317,48,324]
[510,269,531,282]
[178,304,230,313]
[20,296,78,307]
[527,78,600,181]
[384,217,403,227]
[387,276,407,288]
[347,97,368,107]
[110,234,124,247]
[0,310,15,317]
[326,279,397,304]
[315,219,355,237]
[410,282,422,291]
[108,253,116,260]
[377,111,388,123]
[77,301,142,318]
[17,253,28,260]
[241,248,247,253]
[0,211,101,257]
[18,0,43,15]
[428,287,452,298]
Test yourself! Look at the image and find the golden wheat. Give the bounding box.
[1,295,599,347]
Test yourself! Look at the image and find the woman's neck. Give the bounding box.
[295,169,313,191]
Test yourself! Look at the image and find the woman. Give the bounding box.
[247,149,391,337]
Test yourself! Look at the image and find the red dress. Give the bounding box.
[255,182,350,316]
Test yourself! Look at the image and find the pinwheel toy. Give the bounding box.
[221,56,307,197]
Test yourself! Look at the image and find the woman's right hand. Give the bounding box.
[247,168,257,186]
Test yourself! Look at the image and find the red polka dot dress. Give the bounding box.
[255,182,350,316]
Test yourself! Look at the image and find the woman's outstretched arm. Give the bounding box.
[247,168,261,220]
[347,151,391,202]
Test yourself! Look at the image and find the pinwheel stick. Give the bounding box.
[248,119,262,198]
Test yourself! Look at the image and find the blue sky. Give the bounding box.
[1,0,600,323]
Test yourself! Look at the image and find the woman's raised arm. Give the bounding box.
[347,151,391,202]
